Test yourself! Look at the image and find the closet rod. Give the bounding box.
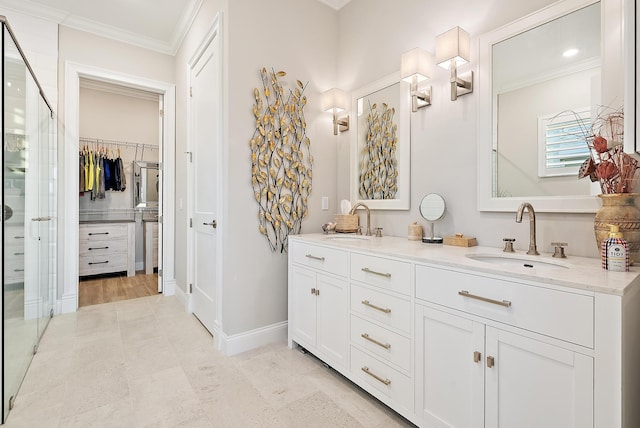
[79,137,159,150]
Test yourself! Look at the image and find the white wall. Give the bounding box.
[174,0,339,336]
[336,0,608,258]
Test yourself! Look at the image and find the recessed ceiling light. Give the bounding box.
[563,48,579,57]
[6,82,11,87]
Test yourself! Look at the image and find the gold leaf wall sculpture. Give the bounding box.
[359,101,399,199]
[250,67,312,252]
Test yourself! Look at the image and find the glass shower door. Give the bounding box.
[2,20,55,422]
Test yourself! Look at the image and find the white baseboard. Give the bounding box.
[172,282,189,310]
[59,294,78,314]
[162,278,176,296]
[216,321,288,356]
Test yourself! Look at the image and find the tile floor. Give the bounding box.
[4,295,416,427]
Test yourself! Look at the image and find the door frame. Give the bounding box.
[186,13,224,344]
[60,61,176,313]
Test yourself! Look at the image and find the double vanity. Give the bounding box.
[288,233,640,428]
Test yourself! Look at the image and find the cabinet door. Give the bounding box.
[485,327,593,428]
[317,274,348,369]
[290,265,318,348]
[416,306,485,428]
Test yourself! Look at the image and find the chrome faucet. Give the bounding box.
[515,202,539,255]
[350,202,371,236]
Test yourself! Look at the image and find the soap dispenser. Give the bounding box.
[602,224,629,272]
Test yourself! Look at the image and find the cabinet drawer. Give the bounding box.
[79,239,128,256]
[351,315,411,372]
[79,253,127,276]
[350,253,411,295]
[79,223,129,241]
[4,225,25,241]
[351,284,411,333]
[350,346,413,412]
[416,265,594,348]
[290,241,348,277]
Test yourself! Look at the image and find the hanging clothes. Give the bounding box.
[119,156,126,191]
[79,151,85,193]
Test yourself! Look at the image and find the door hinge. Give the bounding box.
[189,283,193,293]
[158,269,163,277]
[159,109,164,117]
[184,151,193,162]
[158,215,163,224]
[189,218,193,228]
[190,86,193,97]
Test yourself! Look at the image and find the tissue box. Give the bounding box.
[334,214,359,233]
[443,234,478,247]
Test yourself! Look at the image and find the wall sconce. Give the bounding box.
[400,47,432,112]
[322,88,350,135]
[436,26,473,101]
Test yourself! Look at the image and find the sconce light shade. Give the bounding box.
[435,26,473,101]
[322,88,350,135]
[322,88,349,112]
[401,47,432,82]
[401,47,433,112]
[435,26,470,69]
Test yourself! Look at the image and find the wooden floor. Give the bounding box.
[79,272,159,307]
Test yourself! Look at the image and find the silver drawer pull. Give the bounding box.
[305,254,325,261]
[361,366,391,385]
[361,333,391,350]
[458,290,512,308]
[14,269,24,272]
[31,216,52,222]
[14,236,24,239]
[88,232,109,236]
[362,267,391,278]
[88,246,109,250]
[14,252,24,256]
[88,261,109,265]
[361,300,391,314]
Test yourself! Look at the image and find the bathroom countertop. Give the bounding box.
[290,233,640,296]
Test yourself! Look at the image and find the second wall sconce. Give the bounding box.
[401,47,432,112]
[322,88,350,135]
[436,26,473,101]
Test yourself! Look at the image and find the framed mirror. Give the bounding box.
[478,0,605,212]
[350,72,411,210]
[133,161,159,208]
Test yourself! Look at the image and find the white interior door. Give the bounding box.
[189,33,220,335]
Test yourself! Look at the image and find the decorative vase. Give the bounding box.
[594,193,640,265]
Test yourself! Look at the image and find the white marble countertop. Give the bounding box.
[290,233,640,296]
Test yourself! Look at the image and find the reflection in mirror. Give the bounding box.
[478,0,604,212]
[133,161,159,208]
[351,72,410,210]
[419,193,446,243]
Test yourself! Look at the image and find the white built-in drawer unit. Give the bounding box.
[416,265,594,348]
[350,283,411,334]
[4,224,25,284]
[79,222,135,277]
[291,241,348,277]
[350,314,411,372]
[350,253,411,295]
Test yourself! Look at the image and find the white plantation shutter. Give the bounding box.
[538,109,591,177]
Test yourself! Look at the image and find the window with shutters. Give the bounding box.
[538,109,591,178]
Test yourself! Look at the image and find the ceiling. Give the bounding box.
[0,0,351,55]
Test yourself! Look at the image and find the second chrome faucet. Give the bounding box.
[516,202,539,255]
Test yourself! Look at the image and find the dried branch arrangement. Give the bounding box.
[577,106,638,193]
[250,67,312,252]
[358,101,399,200]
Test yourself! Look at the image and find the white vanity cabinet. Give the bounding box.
[288,240,349,370]
[288,234,640,428]
[415,265,594,428]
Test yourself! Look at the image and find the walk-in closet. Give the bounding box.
[77,79,162,306]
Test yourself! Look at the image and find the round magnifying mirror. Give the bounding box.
[419,193,446,243]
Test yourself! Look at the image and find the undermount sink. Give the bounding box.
[466,253,569,270]
[324,234,371,242]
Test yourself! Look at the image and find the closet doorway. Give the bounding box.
[77,79,162,307]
